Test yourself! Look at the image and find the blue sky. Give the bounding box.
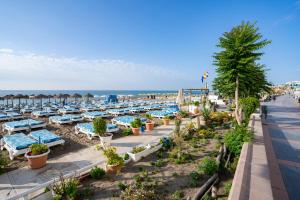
[0,0,299,90]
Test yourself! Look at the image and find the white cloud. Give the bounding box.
[0,49,194,90]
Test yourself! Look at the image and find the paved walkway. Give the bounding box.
[263,95,300,200]
[0,120,186,199]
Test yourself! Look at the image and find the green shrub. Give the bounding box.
[189,171,201,187]
[0,154,8,174]
[130,118,142,128]
[144,113,153,121]
[117,182,128,191]
[51,176,79,200]
[93,117,107,136]
[90,166,105,179]
[202,194,213,200]
[122,128,133,136]
[124,153,130,161]
[202,107,211,121]
[198,129,215,139]
[171,190,184,200]
[103,147,124,166]
[198,156,218,176]
[224,125,252,156]
[154,159,165,167]
[194,101,200,106]
[178,110,189,118]
[224,182,232,196]
[29,144,49,155]
[239,97,260,123]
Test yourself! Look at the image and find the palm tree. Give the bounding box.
[213,21,271,124]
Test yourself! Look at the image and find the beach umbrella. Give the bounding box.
[72,93,82,102]
[36,94,47,109]
[57,94,64,103]
[0,97,4,105]
[14,94,24,109]
[4,95,14,106]
[84,93,94,102]
[23,95,29,105]
[47,95,53,103]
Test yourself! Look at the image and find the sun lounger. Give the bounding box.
[29,129,65,147]
[57,107,80,114]
[81,111,110,121]
[49,115,83,125]
[107,108,129,116]
[0,113,10,121]
[112,116,146,127]
[2,119,46,134]
[147,110,173,118]
[32,110,57,117]
[75,122,119,139]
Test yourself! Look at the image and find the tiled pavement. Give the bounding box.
[263,95,300,200]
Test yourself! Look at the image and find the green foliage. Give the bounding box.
[194,101,200,106]
[51,176,80,200]
[202,107,211,121]
[122,128,133,136]
[198,156,218,176]
[189,171,201,187]
[90,166,105,179]
[154,159,165,167]
[93,117,107,136]
[131,146,146,154]
[224,182,232,196]
[117,182,128,191]
[29,144,49,155]
[198,129,215,139]
[213,21,271,98]
[130,118,142,128]
[171,190,184,200]
[160,137,173,150]
[239,97,260,123]
[124,153,130,161]
[178,110,189,118]
[103,147,124,166]
[224,125,253,156]
[202,194,213,200]
[0,154,8,174]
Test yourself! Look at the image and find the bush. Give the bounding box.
[224,125,252,156]
[160,137,173,149]
[103,147,124,166]
[124,153,130,161]
[194,101,200,106]
[189,171,201,187]
[93,117,107,136]
[198,129,215,139]
[154,159,165,167]
[224,182,232,196]
[29,144,49,155]
[122,128,133,136]
[51,176,79,200]
[239,97,260,123]
[117,182,128,191]
[130,118,142,128]
[90,166,105,179]
[171,190,184,200]
[202,107,211,121]
[198,156,218,176]
[178,110,189,118]
[0,154,8,174]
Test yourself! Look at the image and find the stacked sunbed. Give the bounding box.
[31,110,57,117]
[0,112,23,121]
[112,116,146,127]
[0,130,64,160]
[57,107,80,114]
[75,122,119,139]
[49,115,83,125]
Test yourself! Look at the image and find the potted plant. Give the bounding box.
[127,145,151,162]
[193,101,200,114]
[93,117,112,146]
[123,153,131,164]
[162,116,170,125]
[201,107,211,126]
[145,114,154,131]
[25,144,50,169]
[130,118,142,136]
[103,146,124,174]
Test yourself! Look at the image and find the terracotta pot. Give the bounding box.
[131,127,140,135]
[106,164,122,174]
[145,122,154,131]
[163,119,170,125]
[25,150,50,169]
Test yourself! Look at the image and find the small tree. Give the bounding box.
[93,117,107,136]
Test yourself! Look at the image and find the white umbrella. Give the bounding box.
[176,89,184,105]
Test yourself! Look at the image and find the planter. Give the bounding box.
[146,122,154,131]
[124,157,132,164]
[128,145,151,162]
[99,133,113,147]
[131,127,140,136]
[163,119,170,126]
[105,163,123,174]
[25,149,50,169]
[200,116,206,126]
[148,143,163,154]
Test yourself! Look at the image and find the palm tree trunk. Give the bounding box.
[235,76,242,125]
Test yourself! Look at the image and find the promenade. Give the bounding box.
[263,95,300,200]
[0,121,181,199]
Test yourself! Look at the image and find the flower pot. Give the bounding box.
[148,143,163,154]
[99,133,113,147]
[25,150,50,169]
[131,127,140,135]
[105,163,123,174]
[146,122,154,131]
[163,119,170,125]
[128,145,151,162]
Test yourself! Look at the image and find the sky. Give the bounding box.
[0,0,299,90]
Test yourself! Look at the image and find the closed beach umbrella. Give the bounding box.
[176,89,184,106]
[14,94,24,109]
[84,93,94,102]
[72,93,82,102]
